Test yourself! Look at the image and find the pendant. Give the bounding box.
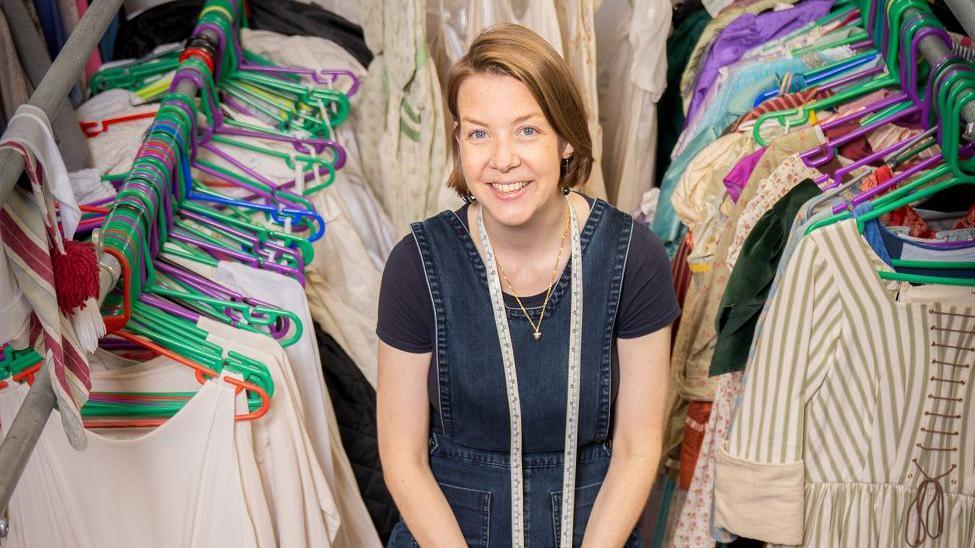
[533,331,542,341]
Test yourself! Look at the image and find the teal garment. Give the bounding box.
[652,56,814,255]
[655,8,711,185]
[709,179,821,377]
[650,476,678,548]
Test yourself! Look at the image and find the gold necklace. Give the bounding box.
[495,203,571,341]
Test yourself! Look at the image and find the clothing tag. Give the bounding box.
[290,151,305,195]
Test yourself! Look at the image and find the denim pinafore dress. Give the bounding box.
[388,198,642,547]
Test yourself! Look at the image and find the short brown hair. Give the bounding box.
[443,24,593,197]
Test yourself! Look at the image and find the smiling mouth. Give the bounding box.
[489,181,531,194]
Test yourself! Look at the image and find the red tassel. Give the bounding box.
[51,240,100,316]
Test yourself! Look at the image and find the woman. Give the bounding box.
[377,24,678,547]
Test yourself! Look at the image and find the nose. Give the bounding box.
[489,137,519,172]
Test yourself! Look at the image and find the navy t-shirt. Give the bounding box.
[377,198,680,354]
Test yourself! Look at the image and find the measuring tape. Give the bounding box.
[478,195,583,548]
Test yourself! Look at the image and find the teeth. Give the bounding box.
[493,181,530,193]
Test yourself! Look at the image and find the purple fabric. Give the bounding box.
[724,147,768,202]
[685,0,834,124]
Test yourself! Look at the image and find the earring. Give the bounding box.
[561,157,570,168]
[562,186,571,195]
[463,191,476,204]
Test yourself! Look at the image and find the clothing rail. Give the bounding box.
[0,0,125,530]
[0,1,222,535]
[912,4,975,141]
[944,0,975,43]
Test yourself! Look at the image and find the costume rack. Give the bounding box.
[0,0,228,535]
[0,0,973,539]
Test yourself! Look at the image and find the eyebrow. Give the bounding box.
[460,113,543,126]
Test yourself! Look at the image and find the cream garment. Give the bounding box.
[302,186,383,387]
[2,378,267,548]
[78,88,157,175]
[552,0,608,200]
[87,351,277,547]
[211,262,382,548]
[597,0,670,213]
[716,220,975,546]
[355,0,450,233]
[432,0,563,63]
[203,322,342,546]
[670,131,755,267]
[90,327,341,547]
[303,0,361,26]
[0,243,31,347]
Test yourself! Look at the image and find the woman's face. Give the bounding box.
[456,72,572,227]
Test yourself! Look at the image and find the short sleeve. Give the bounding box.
[376,235,435,354]
[616,223,681,338]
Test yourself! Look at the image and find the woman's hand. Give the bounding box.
[377,341,468,547]
[581,326,671,547]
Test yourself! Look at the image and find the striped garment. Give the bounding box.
[0,141,90,450]
[714,219,975,547]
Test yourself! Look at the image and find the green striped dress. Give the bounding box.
[713,219,975,547]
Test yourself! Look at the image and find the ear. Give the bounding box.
[561,141,575,159]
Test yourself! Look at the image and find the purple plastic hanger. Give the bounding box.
[196,140,317,212]
[214,124,347,167]
[818,126,936,188]
[240,63,362,97]
[220,17,361,96]
[801,92,915,168]
[154,260,293,337]
[838,143,975,213]
[177,208,305,277]
[142,293,200,322]
[801,16,948,172]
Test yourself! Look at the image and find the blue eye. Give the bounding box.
[521,127,538,137]
[469,129,487,139]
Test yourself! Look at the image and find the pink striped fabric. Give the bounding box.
[0,140,90,449]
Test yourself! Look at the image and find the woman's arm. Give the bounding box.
[377,341,467,547]
[582,326,671,547]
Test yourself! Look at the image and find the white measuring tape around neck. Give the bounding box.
[477,196,583,548]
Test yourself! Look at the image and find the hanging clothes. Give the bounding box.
[598,0,671,214]
[678,0,801,115]
[315,325,400,543]
[355,0,451,234]
[655,7,711,185]
[715,219,975,547]
[2,378,273,548]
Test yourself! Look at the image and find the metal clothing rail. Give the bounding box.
[0,0,219,530]
[944,0,975,42]
[0,0,125,528]
[913,2,975,141]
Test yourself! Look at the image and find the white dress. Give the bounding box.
[2,377,269,548]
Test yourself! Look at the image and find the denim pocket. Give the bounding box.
[439,482,492,547]
[550,481,603,546]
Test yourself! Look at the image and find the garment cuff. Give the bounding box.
[714,443,804,545]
